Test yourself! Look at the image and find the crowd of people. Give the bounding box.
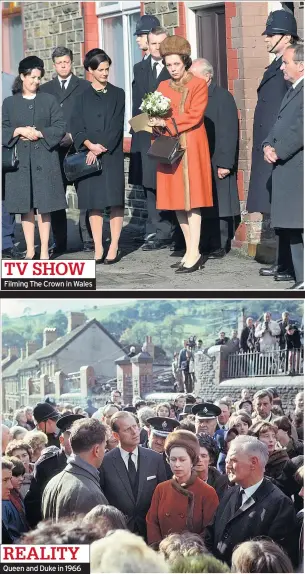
[2,10,303,286]
[172,310,303,393]
[1,385,304,572]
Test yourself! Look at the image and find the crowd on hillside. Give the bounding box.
[1,384,304,573]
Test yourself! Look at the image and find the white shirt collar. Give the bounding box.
[58,74,72,89]
[151,58,163,69]
[292,76,304,89]
[240,478,264,501]
[119,446,138,460]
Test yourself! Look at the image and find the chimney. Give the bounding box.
[43,328,58,347]
[20,348,25,360]
[26,341,40,357]
[144,336,155,359]
[67,312,87,333]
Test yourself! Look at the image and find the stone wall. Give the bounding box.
[144,1,179,35]
[23,1,85,80]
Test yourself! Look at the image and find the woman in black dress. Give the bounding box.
[2,56,67,259]
[71,49,125,263]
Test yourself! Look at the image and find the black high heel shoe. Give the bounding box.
[175,254,206,273]
[25,252,39,260]
[170,260,184,269]
[104,249,122,265]
[95,252,105,265]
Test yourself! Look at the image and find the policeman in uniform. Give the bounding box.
[33,402,62,448]
[146,416,180,479]
[24,413,84,527]
[192,403,222,440]
[246,10,299,282]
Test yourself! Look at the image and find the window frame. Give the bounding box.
[96,1,141,137]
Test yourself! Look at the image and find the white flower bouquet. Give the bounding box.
[139,91,171,117]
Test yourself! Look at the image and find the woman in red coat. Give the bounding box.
[146,430,219,548]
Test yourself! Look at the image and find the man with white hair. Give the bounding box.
[190,58,240,259]
[204,435,298,567]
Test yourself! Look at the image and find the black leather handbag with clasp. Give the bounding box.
[147,118,185,165]
[63,145,103,182]
[2,145,19,173]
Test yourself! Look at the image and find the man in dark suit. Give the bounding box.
[204,435,299,567]
[129,27,173,251]
[191,59,240,259]
[246,11,299,281]
[263,42,303,289]
[39,46,92,255]
[99,411,167,540]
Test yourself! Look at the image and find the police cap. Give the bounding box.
[262,10,299,38]
[146,416,180,437]
[192,403,221,419]
[56,414,85,433]
[134,15,160,36]
[33,402,60,424]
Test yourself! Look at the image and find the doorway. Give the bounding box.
[195,5,228,88]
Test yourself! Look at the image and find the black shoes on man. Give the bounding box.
[259,264,294,282]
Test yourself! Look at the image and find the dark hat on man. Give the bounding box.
[262,10,299,38]
[19,56,44,74]
[123,406,137,414]
[56,414,85,433]
[33,402,60,424]
[147,416,180,437]
[192,403,221,419]
[134,14,160,36]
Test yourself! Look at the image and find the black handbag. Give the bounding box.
[147,118,185,165]
[2,145,19,173]
[63,145,103,182]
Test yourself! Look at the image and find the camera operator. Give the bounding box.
[285,324,302,375]
[255,312,281,353]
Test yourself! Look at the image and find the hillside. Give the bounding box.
[2,299,303,356]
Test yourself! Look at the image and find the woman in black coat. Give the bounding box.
[2,56,67,260]
[71,49,125,264]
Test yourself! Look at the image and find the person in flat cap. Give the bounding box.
[146,416,180,479]
[146,429,219,547]
[192,403,222,438]
[24,412,85,528]
[147,36,213,274]
[2,55,67,260]
[247,10,299,284]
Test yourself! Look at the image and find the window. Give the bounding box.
[96,1,142,134]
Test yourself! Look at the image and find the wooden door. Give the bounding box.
[195,5,228,88]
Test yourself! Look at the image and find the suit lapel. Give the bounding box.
[279,80,303,112]
[60,75,79,104]
[112,449,135,504]
[135,447,147,505]
[157,65,171,86]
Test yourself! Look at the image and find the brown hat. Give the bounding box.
[159,35,191,58]
[165,429,199,465]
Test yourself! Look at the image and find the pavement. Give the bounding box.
[12,211,296,291]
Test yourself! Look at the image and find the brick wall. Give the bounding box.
[23,1,85,80]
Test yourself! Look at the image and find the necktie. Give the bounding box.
[152,62,158,80]
[128,452,137,496]
[235,488,245,511]
[61,80,67,91]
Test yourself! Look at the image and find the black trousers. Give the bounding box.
[275,229,294,273]
[289,230,304,283]
[144,187,173,241]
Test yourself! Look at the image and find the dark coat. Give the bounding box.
[99,445,167,540]
[263,79,304,229]
[240,326,250,352]
[24,446,67,528]
[204,477,299,567]
[70,83,125,210]
[2,92,67,214]
[202,82,240,218]
[247,57,289,214]
[39,74,90,133]
[207,466,229,500]
[128,56,170,189]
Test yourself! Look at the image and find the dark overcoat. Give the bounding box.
[202,82,240,219]
[2,92,67,214]
[39,74,90,133]
[99,445,167,540]
[204,477,299,567]
[128,56,171,189]
[70,83,125,210]
[247,56,289,214]
[263,80,303,229]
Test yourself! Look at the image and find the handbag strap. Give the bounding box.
[165,117,179,139]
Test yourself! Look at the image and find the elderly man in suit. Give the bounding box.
[129,27,173,251]
[204,435,299,567]
[190,58,240,259]
[263,42,304,290]
[99,411,166,540]
[247,10,299,282]
[40,46,92,256]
